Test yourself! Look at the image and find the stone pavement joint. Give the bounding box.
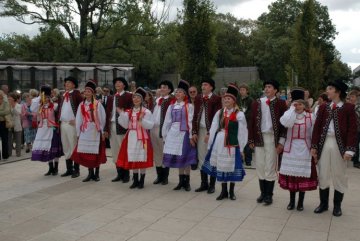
[0,155,360,241]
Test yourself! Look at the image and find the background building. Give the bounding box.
[0,61,134,91]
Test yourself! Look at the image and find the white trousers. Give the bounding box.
[197,127,208,168]
[150,126,164,167]
[255,133,277,181]
[60,122,77,160]
[318,136,348,193]
[109,122,125,164]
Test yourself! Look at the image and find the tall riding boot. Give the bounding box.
[208,176,216,194]
[257,179,265,203]
[195,171,209,192]
[183,175,191,192]
[138,174,146,189]
[173,175,184,190]
[314,188,329,214]
[264,181,274,205]
[83,168,94,182]
[112,167,123,182]
[216,183,228,200]
[229,182,236,200]
[52,162,59,176]
[93,167,100,182]
[61,159,73,177]
[129,173,139,189]
[122,169,130,183]
[287,191,296,210]
[162,167,169,185]
[333,190,344,217]
[72,162,80,178]
[297,191,305,211]
[153,167,163,184]
[44,162,54,176]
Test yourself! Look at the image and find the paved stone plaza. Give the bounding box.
[0,155,359,241]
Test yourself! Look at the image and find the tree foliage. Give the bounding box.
[179,0,217,86]
[0,0,168,62]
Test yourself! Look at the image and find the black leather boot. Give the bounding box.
[83,168,94,182]
[173,175,184,190]
[61,159,73,177]
[229,182,236,200]
[93,167,100,182]
[208,176,216,194]
[183,175,191,192]
[257,179,265,203]
[216,183,228,200]
[314,188,329,213]
[122,169,130,183]
[111,167,123,182]
[162,167,169,185]
[287,191,296,210]
[333,190,344,217]
[153,167,163,184]
[297,192,305,211]
[195,171,209,192]
[44,162,54,176]
[72,162,80,178]
[129,173,139,189]
[138,174,146,189]
[52,162,59,176]
[264,181,274,205]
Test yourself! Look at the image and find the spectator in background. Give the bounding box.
[304,89,314,109]
[347,90,360,168]
[101,85,111,109]
[144,88,154,111]
[21,93,36,153]
[51,88,61,104]
[313,92,329,117]
[279,90,287,101]
[0,90,10,160]
[102,85,112,148]
[95,87,103,100]
[130,81,137,93]
[238,84,254,166]
[8,93,22,157]
[188,86,198,105]
[1,84,9,102]
[29,89,39,99]
[155,89,161,99]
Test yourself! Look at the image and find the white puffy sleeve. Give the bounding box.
[208,110,220,150]
[188,103,194,139]
[161,105,173,139]
[118,110,129,129]
[237,111,248,152]
[97,102,106,133]
[280,105,297,128]
[75,104,82,137]
[141,109,154,130]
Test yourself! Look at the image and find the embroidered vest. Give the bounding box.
[284,112,312,153]
[218,109,239,146]
[170,104,188,132]
[38,104,58,128]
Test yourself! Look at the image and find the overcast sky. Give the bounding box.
[1,0,359,71]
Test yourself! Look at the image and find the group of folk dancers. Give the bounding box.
[31,76,357,217]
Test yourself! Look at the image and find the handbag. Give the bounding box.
[5,114,14,129]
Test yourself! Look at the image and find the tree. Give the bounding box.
[214,13,255,68]
[291,0,341,96]
[250,0,339,89]
[179,0,217,86]
[0,0,169,62]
